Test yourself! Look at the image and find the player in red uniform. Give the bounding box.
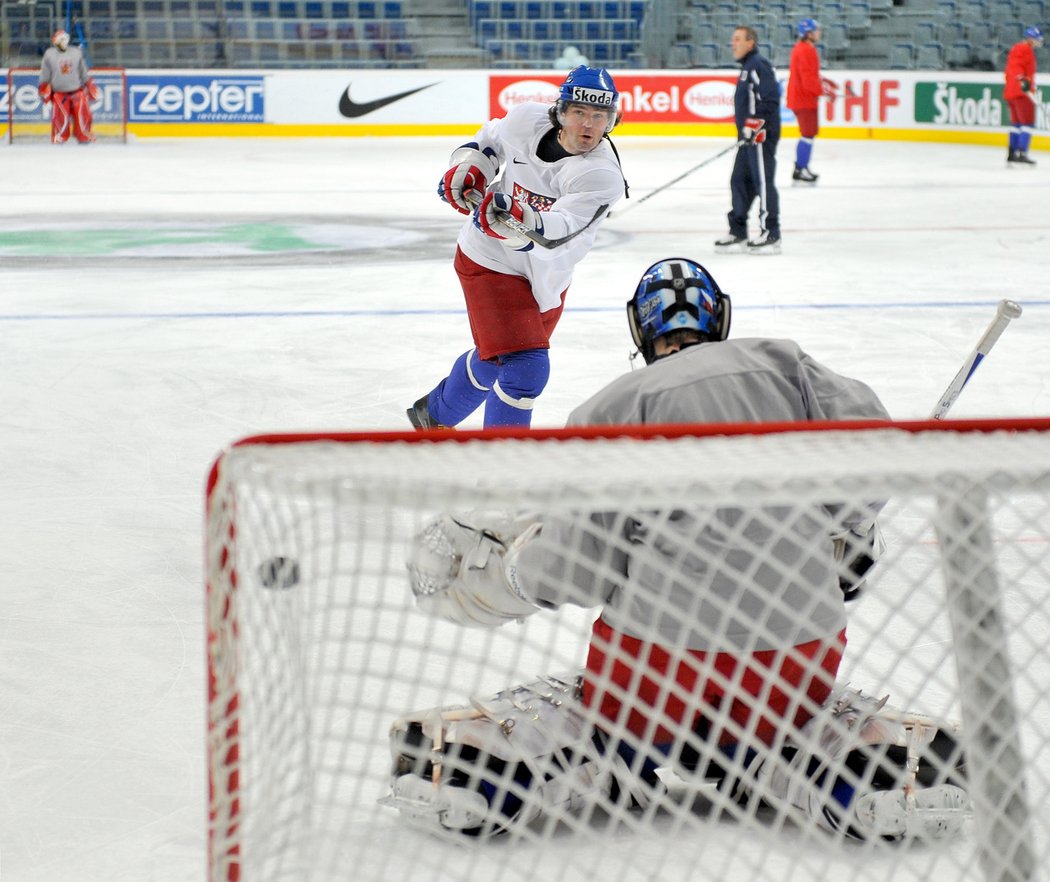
[1004,26,1043,166]
[786,19,836,184]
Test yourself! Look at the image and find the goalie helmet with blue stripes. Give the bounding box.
[555,65,620,134]
[627,258,732,364]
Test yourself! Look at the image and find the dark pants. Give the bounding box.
[728,137,780,239]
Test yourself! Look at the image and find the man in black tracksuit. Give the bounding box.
[716,26,782,255]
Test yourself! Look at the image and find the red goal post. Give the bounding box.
[5,66,127,143]
[204,418,1050,882]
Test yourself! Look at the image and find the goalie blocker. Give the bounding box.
[389,512,969,842]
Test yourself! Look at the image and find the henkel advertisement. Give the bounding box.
[490,72,912,129]
[490,74,739,123]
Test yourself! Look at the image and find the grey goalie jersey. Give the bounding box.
[514,338,891,652]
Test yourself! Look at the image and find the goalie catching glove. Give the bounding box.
[438,144,499,215]
[473,191,542,250]
[406,512,542,628]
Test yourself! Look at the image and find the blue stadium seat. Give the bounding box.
[945,39,973,66]
[889,41,915,68]
[916,41,944,68]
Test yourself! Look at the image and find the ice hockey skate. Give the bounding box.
[747,232,781,255]
[792,165,819,184]
[714,233,748,254]
[406,395,454,431]
[1007,150,1037,166]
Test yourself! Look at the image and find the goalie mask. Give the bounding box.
[627,258,731,364]
[555,65,620,134]
[52,29,71,50]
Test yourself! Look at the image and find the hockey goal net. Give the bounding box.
[205,419,1050,882]
[5,66,127,143]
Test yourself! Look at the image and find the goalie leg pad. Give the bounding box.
[383,675,620,836]
[741,686,970,841]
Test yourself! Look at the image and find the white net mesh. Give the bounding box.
[205,423,1050,882]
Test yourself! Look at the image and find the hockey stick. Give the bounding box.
[465,193,608,249]
[929,299,1023,419]
[608,141,739,218]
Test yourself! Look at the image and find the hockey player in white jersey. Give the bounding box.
[406,65,627,430]
[386,258,969,841]
[38,30,97,144]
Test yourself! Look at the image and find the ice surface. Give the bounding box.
[1,133,1048,882]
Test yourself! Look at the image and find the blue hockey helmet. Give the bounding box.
[627,258,731,364]
[556,65,620,134]
[798,17,821,38]
[1024,25,1044,44]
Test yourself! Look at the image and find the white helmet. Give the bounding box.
[52,30,71,50]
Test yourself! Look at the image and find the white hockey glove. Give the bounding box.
[832,521,884,601]
[472,192,542,250]
[438,144,499,215]
[406,512,542,628]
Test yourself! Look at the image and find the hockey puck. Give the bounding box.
[258,556,300,590]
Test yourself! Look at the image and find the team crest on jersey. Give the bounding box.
[60,61,73,75]
[512,183,556,212]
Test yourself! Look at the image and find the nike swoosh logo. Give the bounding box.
[512,158,527,164]
[338,82,436,118]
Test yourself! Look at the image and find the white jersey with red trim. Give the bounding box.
[455,102,625,313]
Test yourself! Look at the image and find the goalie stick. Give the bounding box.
[608,141,738,218]
[929,299,1023,419]
[466,193,608,249]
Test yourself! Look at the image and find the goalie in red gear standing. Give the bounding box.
[38,30,98,144]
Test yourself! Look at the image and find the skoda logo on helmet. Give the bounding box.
[570,86,614,107]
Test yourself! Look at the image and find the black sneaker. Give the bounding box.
[714,233,748,253]
[747,232,781,255]
[793,166,818,184]
[406,395,453,431]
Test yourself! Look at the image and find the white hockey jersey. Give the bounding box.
[456,102,625,313]
[516,339,890,651]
